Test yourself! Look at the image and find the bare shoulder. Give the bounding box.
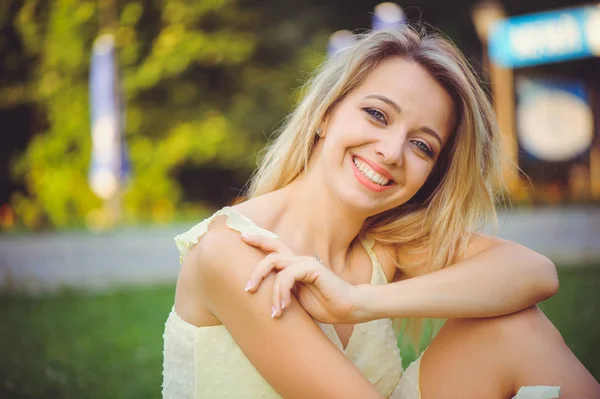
[174,191,286,326]
[177,192,286,298]
[188,216,251,268]
[229,191,287,231]
[180,214,268,294]
[174,215,256,326]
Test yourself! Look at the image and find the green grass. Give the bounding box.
[0,267,598,398]
[0,286,175,399]
[538,266,600,378]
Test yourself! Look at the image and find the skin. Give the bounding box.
[243,236,600,397]
[242,234,557,325]
[315,56,454,219]
[173,57,597,398]
[418,307,600,398]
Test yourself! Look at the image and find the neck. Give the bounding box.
[275,168,368,273]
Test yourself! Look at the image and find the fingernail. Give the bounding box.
[281,300,285,310]
[271,306,277,318]
[244,280,253,292]
[241,234,250,239]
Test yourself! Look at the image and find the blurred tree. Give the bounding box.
[10,0,585,229]
[2,0,327,229]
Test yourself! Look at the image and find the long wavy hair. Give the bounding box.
[247,26,507,343]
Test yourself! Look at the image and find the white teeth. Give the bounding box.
[352,157,390,186]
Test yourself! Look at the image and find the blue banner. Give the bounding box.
[89,34,129,200]
[489,5,600,68]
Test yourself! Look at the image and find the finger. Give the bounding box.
[245,253,293,293]
[245,252,282,292]
[271,266,292,318]
[291,284,300,298]
[279,267,305,315]
[272,264,313,318]
[241,234,294,256]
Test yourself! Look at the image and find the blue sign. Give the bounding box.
[489,5,600,68]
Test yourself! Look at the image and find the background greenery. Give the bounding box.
[2,0,320,229]
[2,0,595,230]
[1,266,598,398]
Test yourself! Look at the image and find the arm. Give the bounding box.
[187,222,382,399]
[356,234,559,320]
[241,234,558,323]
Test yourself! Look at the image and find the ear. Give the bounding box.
[317,127,326,138]
[319,114,332,138]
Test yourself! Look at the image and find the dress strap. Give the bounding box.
[173,207,279,264]
[359,236,389,284]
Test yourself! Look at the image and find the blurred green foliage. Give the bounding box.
[3,0,595,229]
[1,0,328,229]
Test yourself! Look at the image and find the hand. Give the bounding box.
[241,234,361,324]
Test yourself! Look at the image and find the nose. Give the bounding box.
[374,131,406,166]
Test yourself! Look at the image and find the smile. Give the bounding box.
[351,156,396,192]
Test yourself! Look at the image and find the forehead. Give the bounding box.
[352,57,456,144]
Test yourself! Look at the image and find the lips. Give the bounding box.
[353,155,395,182]
[350,155,396,193]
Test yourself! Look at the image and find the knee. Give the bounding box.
[491,306,564,346]
[436,306,564,355]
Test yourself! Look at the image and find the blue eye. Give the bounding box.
[410,140,434,158]
[364,108,387,124]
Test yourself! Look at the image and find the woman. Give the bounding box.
[163,27,599,398]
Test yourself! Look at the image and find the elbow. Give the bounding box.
[533,254,559,301]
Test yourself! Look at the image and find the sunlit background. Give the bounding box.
[0,1,598,397]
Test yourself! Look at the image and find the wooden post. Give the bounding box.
[591,146,600,200]
[470,1,518,193]
[489,61,519,191]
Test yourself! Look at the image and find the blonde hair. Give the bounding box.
[247,26,507,344]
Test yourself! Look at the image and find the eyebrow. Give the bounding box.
[365,94,401,114]
[419,127,443,147]
[364,94,444,147]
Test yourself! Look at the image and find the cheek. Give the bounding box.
[326,119,371,155]
[405,157,435,189]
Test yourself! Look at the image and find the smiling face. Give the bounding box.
[315,56,456,216]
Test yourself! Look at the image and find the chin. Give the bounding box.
[331,182,394,216]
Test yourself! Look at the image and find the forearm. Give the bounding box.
[354,241,558,321]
